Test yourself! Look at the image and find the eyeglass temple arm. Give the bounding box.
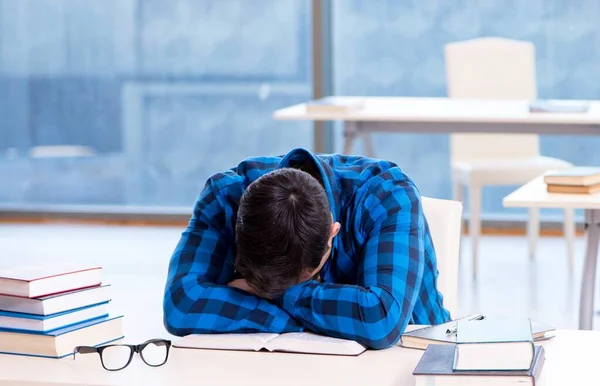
[73,346,98,359]
[135,339,171,352]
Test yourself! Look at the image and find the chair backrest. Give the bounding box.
[444,37,540,163]
[421,196,463,317]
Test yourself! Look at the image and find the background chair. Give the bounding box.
[443,37,576,278]
[421,196,463,317]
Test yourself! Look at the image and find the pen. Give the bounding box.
[446,314,485,335]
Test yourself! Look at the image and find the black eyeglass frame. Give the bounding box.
[73,338,172,371]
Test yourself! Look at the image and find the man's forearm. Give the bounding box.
[163,276,303,336]
[278,281,406,349]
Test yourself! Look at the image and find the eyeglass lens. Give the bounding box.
[140,341,169,367]
[101,345,133,371]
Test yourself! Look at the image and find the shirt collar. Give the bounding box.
[276,147,341,227]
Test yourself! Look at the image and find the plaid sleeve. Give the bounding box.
[278,173,427,349]
[163,179,303,335]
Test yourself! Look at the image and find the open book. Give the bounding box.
[173,332,366,356]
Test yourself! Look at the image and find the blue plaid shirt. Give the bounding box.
[163,148,451,349]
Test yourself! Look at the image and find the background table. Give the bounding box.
[273,97,600,156]
[504,176,600,330]
[1,328,598,386]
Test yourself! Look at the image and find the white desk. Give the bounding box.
[273,97,600,156]
[0,329,598,385]
[504,176,600,330]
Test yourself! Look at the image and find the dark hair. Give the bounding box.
[234,167,331,299]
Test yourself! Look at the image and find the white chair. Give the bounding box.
[421,196,463,317]
[444,37,576,278]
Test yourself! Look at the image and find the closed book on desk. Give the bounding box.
[174,332,366,356]
[0,263,102,298]
[0,301,109,333]
[529,100,589,113]
[454,317,534,371]
[547,183,600,194]
[413,344,545,386]
[543,167,600,187]
[305,97,365,114]
[0,315,124,359]
[0,284,110,316]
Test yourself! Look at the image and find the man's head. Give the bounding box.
[234,167,340,299]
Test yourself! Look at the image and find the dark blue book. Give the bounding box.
[413,344,545,386]
[0,301,110,333]
[0,315,124,359]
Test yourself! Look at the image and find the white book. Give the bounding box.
[0,285,111,316]
[174,332,367,356]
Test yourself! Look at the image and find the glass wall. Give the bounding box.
[2,0,599,219]
[0,0,312,207]
[333,0,600,218]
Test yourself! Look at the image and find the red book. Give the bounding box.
[0,264,102,298]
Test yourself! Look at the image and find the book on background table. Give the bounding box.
[0,315,124,359]
[547,183,600,194]
[400,314,555,350]
[0,263,102,298]
[453,316,534,371]
[174,332,366,356]
[0,284,110,316]
[305,97,365,114]
[413,344,545,386]
[529,100,590,113]
[0,301,109,333]
[543,167,600,187]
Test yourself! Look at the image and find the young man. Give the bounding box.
[163,148,451,349]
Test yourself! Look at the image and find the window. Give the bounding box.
[0,0,312,207]
[333,0,600,219]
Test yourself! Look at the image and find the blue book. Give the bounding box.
[0,301,110,333]
[0,315,124,359]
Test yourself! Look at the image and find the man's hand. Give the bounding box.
[228,279,258,295]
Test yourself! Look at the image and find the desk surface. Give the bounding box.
[0,329,598,386]
[504,176,600,209]
[273,96,600,125]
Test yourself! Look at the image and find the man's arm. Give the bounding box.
[278,174,432,349]
[163,180,303,335]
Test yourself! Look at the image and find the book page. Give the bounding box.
[173,333,279,352]
[266,333,366,356]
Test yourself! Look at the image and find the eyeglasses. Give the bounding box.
[73,339,172,371]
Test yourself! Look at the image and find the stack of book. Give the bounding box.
[412,316,546,386]
[0,263,124,359]
[544,167,600,194]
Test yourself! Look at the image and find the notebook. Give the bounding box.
[413,344,545,386]
[0,263,102,298]
[543,167,600,187]
[0,302,109,333]
[305,97,365,114]
[0,315,124,358]
[400,314,555,350]
[454,317,534,371]
[0,285,111,316]
[529,100,589,113]
[174,332,366,356]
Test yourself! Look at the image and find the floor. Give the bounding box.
[1,223,598,343]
